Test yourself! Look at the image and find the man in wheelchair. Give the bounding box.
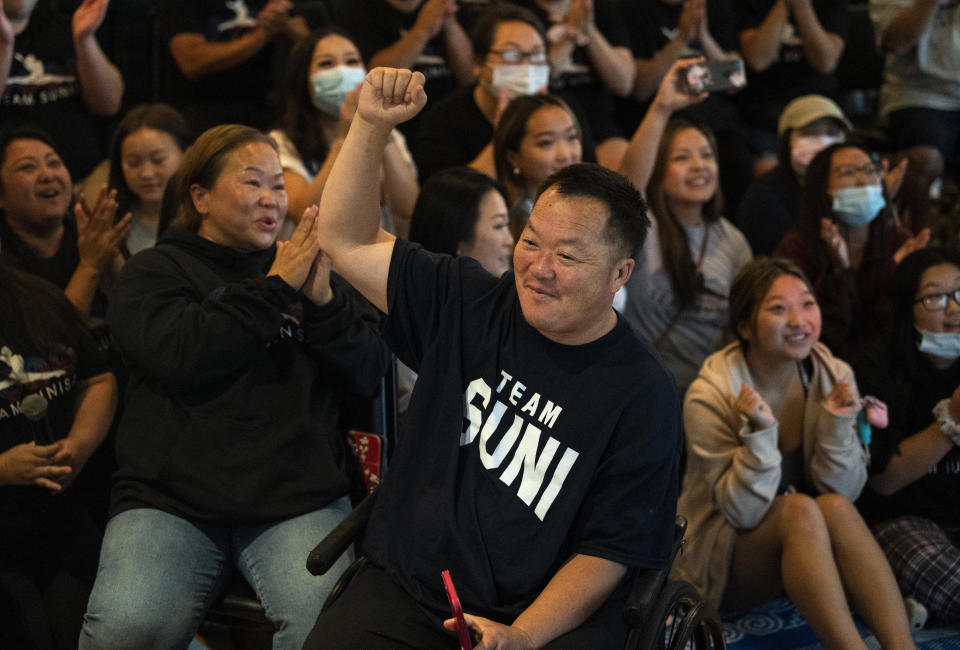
[304,67,682,650]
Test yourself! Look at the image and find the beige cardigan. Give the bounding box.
[672,341,868,606]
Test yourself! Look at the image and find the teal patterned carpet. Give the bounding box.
[723,598,960,649]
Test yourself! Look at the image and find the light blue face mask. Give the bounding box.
[310,65,366,115]
[917,328,960,361]
[831,184,886,227]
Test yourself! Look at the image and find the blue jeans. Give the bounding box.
[80,498,352,650]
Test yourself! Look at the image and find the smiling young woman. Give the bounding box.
[674,257,916,650]
[618,59,752,396]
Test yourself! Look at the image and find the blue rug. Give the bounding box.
[723,597,960,649]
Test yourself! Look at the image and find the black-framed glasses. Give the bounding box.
[914,289,960,312]
[832,162,882,182]
[488,48,547,64]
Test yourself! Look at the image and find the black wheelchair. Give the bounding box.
[305,492,725,650]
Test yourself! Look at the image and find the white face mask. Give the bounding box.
[791,134,844,177]
[491,64,549,98]
[917,327,960,361]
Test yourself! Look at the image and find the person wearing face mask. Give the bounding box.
[738,95,851,256]
[270,28,419,238]
[413,3,596,182]
[855,247,960,627]
[776,142,928,361]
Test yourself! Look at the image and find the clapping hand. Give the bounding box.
[893,227,930,265]
[269,204,323,291]
[820,218,850,270]
[736,384,777,431]
[72,0,110,42]
[825,380,858,417]
[75,187,131,275]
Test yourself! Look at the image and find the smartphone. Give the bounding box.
[441,569,474,650]
[679,58,747,94]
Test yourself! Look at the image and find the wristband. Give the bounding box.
[932,398,960,445]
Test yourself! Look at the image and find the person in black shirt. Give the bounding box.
[79,124,390,649]
[0,0,123,180]
[857,247,960,626]
[306,67,681,650]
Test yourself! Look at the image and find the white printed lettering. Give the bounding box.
[462,378,491,446]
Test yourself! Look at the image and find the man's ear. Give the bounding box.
[189,184,209,216]
[612,257,634,290]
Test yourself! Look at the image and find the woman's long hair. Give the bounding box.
[647,118,724,309]
[276,27,360,176]
[795,143,901,277]
[493,94,581,203]
[408,167,508,255]
[108,103,193,219]
[0,260,95,358]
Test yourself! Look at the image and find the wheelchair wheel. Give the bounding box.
[626,580,702,650]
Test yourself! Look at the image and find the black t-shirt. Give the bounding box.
[364,240,681,624]
[413,83,598,182]
[614,0,742,134]
[0,215,109,318]
[336,0,461,139]
[622,0,739,58]
[855,344,960,528]
[514,0,629,141]
[159,0,298,130]
[0,8,105,179]
[735,0,848,130]
[737,167,801,256]
[0,291,108,521]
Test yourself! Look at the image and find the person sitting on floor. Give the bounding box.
[675,256,916,650]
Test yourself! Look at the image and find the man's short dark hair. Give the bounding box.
[536,163,649,259]
[469,3,546,61]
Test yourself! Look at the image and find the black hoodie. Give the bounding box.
[107,229,389,525]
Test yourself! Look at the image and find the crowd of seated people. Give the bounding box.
[2,0,960,647]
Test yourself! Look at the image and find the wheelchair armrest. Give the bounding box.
[622,565,670,628]
[306,491,377,576]
[622,516,688,628]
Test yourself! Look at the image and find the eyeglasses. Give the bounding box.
[914,289,960,312]
[832,163,882,181]
[488,48,547,64]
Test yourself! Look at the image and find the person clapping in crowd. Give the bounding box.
[80,124,390,649]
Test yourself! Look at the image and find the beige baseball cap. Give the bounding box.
[778,95,853,136]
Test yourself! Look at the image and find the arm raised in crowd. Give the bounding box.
[877,0,939,55]
[0,2,12,95]
[787,0,844,74]
[316,68,427,313]
[619,59,705,193]
[72,0,123,116]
